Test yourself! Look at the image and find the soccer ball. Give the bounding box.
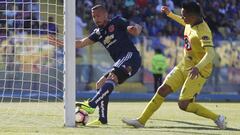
[75,108,89,125]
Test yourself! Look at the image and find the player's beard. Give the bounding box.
[96,20,108,28]
[96,23,104,28]
[95,22,103,28]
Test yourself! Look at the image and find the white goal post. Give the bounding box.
[64,0,76,127]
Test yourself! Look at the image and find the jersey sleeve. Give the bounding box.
[88,28,101,42]
[167,12,186,26]
[115,16,130,30]
[198,26,214,48]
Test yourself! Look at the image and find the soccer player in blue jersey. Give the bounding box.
[49,4,142,126]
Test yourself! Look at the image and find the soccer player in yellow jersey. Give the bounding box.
[122,2,227,129]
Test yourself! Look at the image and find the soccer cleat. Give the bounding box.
[215,115,227,129]
[122,118,144,128]
[86,119,107,127]
[76,101,95,114]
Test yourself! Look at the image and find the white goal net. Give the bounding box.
[0,0,75,128]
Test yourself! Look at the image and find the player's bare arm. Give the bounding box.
[48,35,64,47]
[189,47,215,79]
[161,6,186,26]
[48,35,95,48]
[127,23,142,36]
[76,37,95,48]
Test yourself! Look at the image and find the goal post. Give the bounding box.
[64,0,76,127]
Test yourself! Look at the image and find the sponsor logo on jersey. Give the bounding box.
[103,34,114,45]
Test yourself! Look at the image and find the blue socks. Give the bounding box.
[98,97,109,124]
[89,80,115,123]
[89,80,115,108]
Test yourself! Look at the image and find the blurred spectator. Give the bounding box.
[151,49,167,93]
[32,21,40,35]
[0,29,7,44]
[32,0,40,20]
[40,23,48,35]
[209,51,221,91]
[76,11,87,39]
[156,1,163,13]
[125,0,135,7]
[136,0,148,8]
[48,17,58,35]
[166,0,175,11]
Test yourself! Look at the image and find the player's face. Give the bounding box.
[92,9,108,27]
[181,8,193,24]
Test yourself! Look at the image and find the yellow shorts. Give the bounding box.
[163,67,206,100]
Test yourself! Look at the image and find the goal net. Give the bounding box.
[0,0,75,128]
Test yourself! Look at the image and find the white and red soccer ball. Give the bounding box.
[75,108,89,125]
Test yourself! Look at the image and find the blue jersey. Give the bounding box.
[89,16,139,61]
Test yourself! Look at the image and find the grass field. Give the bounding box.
[0,102,240,135]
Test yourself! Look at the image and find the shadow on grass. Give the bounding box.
[121,125,221,135]
[140,129,221,135]
[154,119,216,128]
[78,119,240,135]
[150,119,240,131]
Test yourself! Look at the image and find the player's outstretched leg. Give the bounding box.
[122,84,172,128]
[122,93,164,128]
[179,101,227,129]
[76,80,115,114]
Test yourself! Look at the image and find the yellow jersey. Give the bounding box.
[168,12,214,77]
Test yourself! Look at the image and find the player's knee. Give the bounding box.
[106,72,119,84]
[157,84,172,97]
[96,81,102,90]
[96,76,107,89]
[178,100,191,111]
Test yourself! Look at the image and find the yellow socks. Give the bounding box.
[186,102,218,121]
[138,93,165,125]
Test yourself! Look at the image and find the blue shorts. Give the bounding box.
[108,52,141,84]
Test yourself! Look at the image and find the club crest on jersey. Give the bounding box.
[184,35,192,51]
[108,25,115,33]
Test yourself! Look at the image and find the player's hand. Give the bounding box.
[96,76,107,90]
[127,26,136,30]
[188,67,199,79]
[127,26,137,34]
[161,6,171,15]
[127,24,142,36]
[48,35,64,47]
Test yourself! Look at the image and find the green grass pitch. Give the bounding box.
[0,102,239,135]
